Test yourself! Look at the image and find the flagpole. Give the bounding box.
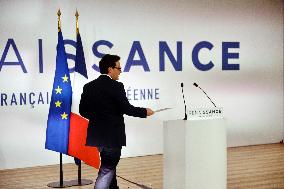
[60,153,64,186]
[78,162,81,184]
[47,9,72,188]
[47,154,73,188]
[74,9,83,186]
[68,9,93,187]
[75,10,79,34]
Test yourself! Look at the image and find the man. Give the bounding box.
[79,54,154,189]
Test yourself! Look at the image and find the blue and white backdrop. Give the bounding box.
[0,0,283,169]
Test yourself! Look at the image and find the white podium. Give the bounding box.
[163,118,227,189]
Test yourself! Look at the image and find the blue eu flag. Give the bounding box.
[45,31,72,154]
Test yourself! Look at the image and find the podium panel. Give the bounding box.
[163,118,227,189]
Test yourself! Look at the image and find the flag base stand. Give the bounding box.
[68,179,93,186]
[47,179,93,188]
[47,181,73,188]
[70,158,94,186]
[47,154,93,188]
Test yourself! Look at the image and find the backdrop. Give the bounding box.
[0,0,283,169]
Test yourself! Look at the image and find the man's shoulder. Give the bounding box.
[115,80,123,86]
[99,75,124,87]
[83,75,124,89]
[84,80,96,88]
[84,75,106,85]
[111,80,124,91]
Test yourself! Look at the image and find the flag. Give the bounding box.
[45,31,72,154]
[68,31,100,169]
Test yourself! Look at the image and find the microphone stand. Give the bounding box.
[181,83,187,120]
[193,83,217,108]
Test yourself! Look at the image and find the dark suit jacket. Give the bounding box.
[79,75,147,147]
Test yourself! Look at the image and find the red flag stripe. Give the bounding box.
[68,112,100,169]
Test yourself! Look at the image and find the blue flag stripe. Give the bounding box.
[75,33,88,78]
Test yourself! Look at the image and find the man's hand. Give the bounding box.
[146,108,154,116]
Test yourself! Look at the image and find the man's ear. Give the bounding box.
[107,67,112,74]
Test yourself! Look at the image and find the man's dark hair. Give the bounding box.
[99,54,120,74]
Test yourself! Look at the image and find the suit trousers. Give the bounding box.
[94,147,121,189]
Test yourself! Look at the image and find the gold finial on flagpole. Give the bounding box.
[57,9,61,32]
[75,9,79,34]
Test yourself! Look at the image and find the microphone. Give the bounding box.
[180,83,187,120]
[193,82,217,107]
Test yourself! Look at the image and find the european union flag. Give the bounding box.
[45,31,72,154]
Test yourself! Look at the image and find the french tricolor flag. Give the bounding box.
[68,31,100,169]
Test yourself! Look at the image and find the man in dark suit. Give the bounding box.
[79,54,154,189]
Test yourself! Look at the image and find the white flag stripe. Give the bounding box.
[71,72,88,114]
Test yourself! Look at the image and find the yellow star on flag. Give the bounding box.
[61,112,68,119]
[55,100,62,107]
[55,86,62,94]
[62,74,69,83]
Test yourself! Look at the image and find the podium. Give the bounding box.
[163,118,227,189]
